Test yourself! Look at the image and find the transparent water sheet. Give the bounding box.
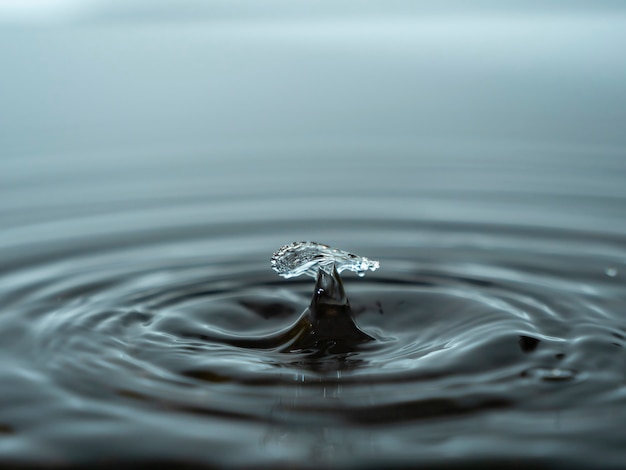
[271,241,380,279]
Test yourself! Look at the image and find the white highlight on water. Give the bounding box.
[271,241,380,279]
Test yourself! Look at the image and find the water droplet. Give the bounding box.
[271,241,380,279]
[605,266,618,277]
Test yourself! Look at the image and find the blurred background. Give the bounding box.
[2,0,626,227]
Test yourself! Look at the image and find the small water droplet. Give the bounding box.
[605,266,618,277]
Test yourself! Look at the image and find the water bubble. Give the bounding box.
[271,241,380,279]
[605,266,618,278]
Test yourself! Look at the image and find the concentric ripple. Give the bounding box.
[1,199,625,467]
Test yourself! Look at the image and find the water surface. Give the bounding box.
[1,2,626,469]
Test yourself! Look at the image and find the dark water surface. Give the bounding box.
[2,2,626,469]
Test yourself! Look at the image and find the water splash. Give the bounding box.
[295,264,374,353]
[271,241,380,279]
[271,242,377,353]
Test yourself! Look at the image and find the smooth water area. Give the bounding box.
[2,3,626,469]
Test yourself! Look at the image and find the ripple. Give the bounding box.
[0,202,625,467]
[521,366,579,382]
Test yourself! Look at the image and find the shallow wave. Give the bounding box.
[0,199,624,466]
